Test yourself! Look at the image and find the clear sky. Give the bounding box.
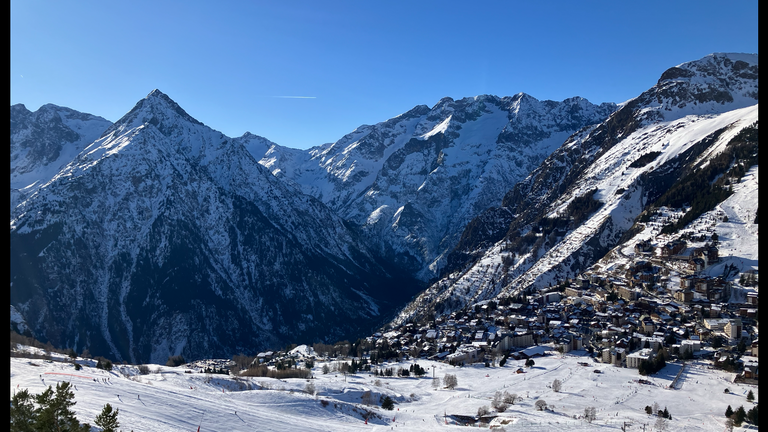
[11,0,758,150]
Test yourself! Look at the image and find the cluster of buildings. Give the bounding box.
[249,223,757,383]
[356,238,757,377]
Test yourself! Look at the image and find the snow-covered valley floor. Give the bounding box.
[10,348,758,431]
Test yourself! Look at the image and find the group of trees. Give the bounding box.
[10,382,120,432]
[443,374,458,390]
[165,355,186,367]
[491,390,518,413]
[656,122,757,235]
[240,364,311,379]
[725,402,758,428]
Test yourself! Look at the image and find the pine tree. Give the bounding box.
[746,390,754,402]
[381,396,395,410]
[94,403,120,432]
[746,406,758,426]
[733,406,747,426]
[10,389,36,432]
[34,382,90,432]
[725,405,734,418]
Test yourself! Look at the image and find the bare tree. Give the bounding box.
[443,374,458,390]
[724,418,734,432]
[478,405,490,417]
[361,390,376,406]
[535,399,547,411]
[584,406,597,423]
[492,391,509,412]
[432,377,441,389]
[503,391,517,405]
[552,379,562,392]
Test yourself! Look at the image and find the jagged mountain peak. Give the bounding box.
[11,102,113,207]
[11,92,424,363]
[626,52,758,123]
[251,92,618,280]
[101,89,204,139]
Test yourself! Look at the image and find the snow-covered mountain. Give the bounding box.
[395,52,758,322]
[10,90,422,364]
[244,94,617,279]
[10,52,757,364]
[11,103,113,215]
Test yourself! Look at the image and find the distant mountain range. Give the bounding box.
[10,52,757,363]
[241,94,617,280]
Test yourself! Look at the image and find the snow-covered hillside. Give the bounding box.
[396,53,758,322]
[11,347,758,431]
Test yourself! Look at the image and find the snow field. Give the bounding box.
[11,349,758,431]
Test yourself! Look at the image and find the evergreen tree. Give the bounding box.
[733,406,747,426]
[746,390,754,402]
[746,406,758,426]
[34,382,90,432]
[94,403,120,432]
[725,405,733,418]
[10,389,36,432]
[381,396,395,410]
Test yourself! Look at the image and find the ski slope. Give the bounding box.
[10,347,758,431]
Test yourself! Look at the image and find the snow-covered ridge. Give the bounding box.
[11,103,113,213]
[249,93,617,279]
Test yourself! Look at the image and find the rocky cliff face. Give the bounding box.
[10,90,422,364]
[246,94,617,279]
[11,103,113,215]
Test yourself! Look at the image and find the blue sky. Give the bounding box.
[11,0,758,150]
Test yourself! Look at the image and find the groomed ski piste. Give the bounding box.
[11,346,758,431]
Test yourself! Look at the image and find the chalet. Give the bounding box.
[634,239,653,254]
[658,239,686,257]
[692,245,718,265]
[738,308,757,319]
[256,351,274,363]
[688,257,706,273]
[510,345,548,360]
[625,261,653,278]
[746,292,758,306]
[565,287,585,298]
[740,358,758,380]
[680,275,697,289]
[674,289,693,303]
